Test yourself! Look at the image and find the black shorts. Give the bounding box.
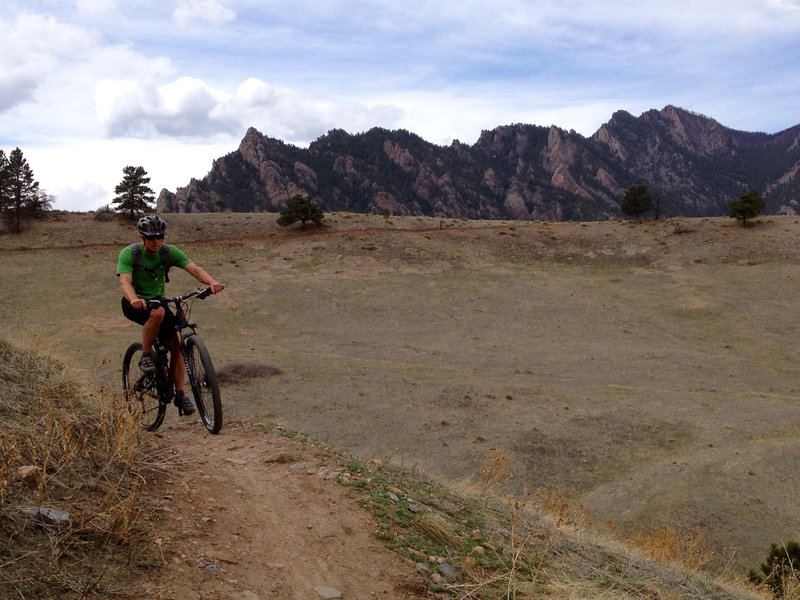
[121,297,177,345]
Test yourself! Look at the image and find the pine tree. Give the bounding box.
[277,195,325,229]
[620,184,654,221]
[1,148,42,233]
[749,541,800,596]
[112,166,155,217]
[0,150,8,213]
[729,189,764,226]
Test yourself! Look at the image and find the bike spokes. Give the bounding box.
[123,343,166,432]
[184,335,222,434]
[123,289,223,434]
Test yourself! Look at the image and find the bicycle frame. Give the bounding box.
[126,287,222,434]
[147,287,212,384]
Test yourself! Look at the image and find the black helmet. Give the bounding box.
[138,215,167,238]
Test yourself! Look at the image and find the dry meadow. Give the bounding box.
[3,210,800,577]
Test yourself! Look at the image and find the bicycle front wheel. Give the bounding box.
[184,335,222,434]
[122,342,166,432]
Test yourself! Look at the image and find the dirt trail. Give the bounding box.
[143,419,431,600]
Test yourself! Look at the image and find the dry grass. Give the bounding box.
[629,525,715,571]
[477,448,514,499]
[450,489,764,600]
[0,336,165,599]
[348,445,763,600]
[4,211,800,594]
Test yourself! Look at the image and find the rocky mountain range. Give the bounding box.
[157,105,800,220]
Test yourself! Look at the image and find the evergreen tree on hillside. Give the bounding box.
[729,189,764,226]
[0,148,46,233]
[620,184,654,221]
[0,150,7,212]
[112,165,155,217]
[277,195,325,229]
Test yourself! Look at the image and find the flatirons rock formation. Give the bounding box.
[158,106,800,220]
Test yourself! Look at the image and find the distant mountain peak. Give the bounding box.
[158,107,800,219]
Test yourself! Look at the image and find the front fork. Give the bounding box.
[177,324,199,387]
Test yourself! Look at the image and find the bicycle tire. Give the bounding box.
[184,335,222,434]
[122,342,166,432]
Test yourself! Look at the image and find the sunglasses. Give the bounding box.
[144,235,164,240]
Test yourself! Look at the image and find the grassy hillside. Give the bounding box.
[2,210,800,589]
[0,336,770,599]
[0,336,164,598]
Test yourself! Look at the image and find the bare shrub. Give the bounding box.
[477,448,513,499]
[93,204,115,221]
[672,221,695,235]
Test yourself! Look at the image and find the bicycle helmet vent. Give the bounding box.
[138,215,167,237]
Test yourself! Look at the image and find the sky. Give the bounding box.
[2,0,799,212]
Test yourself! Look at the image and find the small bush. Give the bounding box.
[93,204,115,221]
[749,541,800,596]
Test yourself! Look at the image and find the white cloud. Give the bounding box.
[224,78,403,144]
[372,88,628,145]
[2,0,798,213]
[0,11,175,143]
[55,181,109,212]
[0,73,38,113]
[0,13,92,114]
[94,75,403,145]
[173,0,236,27]
[96,76,238,138]
[75,0,119,14]
[765,0,800,12]
[26,138,235,211]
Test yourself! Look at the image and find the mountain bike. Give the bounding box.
[122,287,223,434]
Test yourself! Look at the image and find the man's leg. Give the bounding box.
[142,307,165,354]
[170,333,195,415]
[169,333,185,392]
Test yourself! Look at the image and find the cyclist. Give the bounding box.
[117,215,224,416]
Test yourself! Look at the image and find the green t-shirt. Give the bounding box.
[116,243,191,299]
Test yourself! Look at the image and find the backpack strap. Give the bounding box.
[161,244,171,282]
[129,243,172,282]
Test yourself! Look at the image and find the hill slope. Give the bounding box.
[2,211,799,594]
[0,334,764,600]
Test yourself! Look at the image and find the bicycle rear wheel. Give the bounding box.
[184,335,222,434]
[122,342,166,432]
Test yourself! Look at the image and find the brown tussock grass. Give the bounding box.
[629,525,715,571]
[0,336,166,599]
[445,448,763,600]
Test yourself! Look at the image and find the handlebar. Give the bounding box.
[144,286,223,309]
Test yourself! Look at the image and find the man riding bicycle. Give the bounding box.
[117,215,224,416]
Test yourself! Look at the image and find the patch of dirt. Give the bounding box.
[144,420,433,600]
[214,361,284,384]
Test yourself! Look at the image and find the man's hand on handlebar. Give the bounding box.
[132,285,224,308]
